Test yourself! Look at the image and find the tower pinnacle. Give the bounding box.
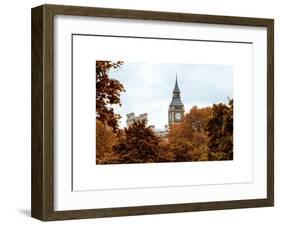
[168,74,185,126]
[174,74,180,92]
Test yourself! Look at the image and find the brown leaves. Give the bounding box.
[205,100,233,160]
[97,101,233,164]
[96,61,125,132]
[95,62,233,164]
[166,106,212,162]
[112,120,162,164]
[166,102,233,162]
[96,120,119,164]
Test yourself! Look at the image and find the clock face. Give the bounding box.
[175,113,181,120]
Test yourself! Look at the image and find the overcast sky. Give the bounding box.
[108,62,233,129]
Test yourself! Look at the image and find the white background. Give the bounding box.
[55,15,264,210]
[71,24,255,191]
[0,0,279,225]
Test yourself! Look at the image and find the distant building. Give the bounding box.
[126,74,185,138]
[126,113,148,127]
[126,113,168,138]
[168,75,185,126]
[149,125,169,138]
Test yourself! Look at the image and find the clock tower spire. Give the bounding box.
[168,74,185,126]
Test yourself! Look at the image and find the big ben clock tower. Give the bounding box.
[168,75,185,126]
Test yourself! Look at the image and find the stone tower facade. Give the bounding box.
[126,113,148,127]
[168,75,185,126]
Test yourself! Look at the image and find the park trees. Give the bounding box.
[167,106,212,161]
[95,61,125,164]
[96,120,118,164]
[205,100,233,160]
[95,60,233,164]
[96,61,125,132]
[113,120,163,163]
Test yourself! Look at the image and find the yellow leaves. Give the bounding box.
[96,120,118,164]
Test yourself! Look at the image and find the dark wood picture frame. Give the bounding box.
[31,4,274,221]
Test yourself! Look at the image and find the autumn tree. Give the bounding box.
[96,61,125,132]
[188,106,212,161]
[168,119,193,143]
[167,106,212,161]
[96,120,119,164]
[205,100,233,160]
[164,139,194,162]
[113,120,163,163]
[188,106,212,133]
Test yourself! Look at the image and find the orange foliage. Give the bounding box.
[96,120,118,164]
[205,100,233,160]
[95,61,233,164]
[96,61,125,132]
[112,120,163,164]
[167,106,212,161]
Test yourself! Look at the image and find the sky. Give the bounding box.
[108,62,233,129]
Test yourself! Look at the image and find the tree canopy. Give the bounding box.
[113,120,163,163]
[205,99,233,160]
[95,61,233,164]
[96,61,125,132]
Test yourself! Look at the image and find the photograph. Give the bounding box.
[96,61,233,164]
[30,4,274,220]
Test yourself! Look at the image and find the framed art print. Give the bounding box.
[31,4,274,221]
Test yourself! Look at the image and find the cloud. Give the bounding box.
[110,62,233,128]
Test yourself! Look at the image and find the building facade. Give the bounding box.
[149,125,169,138]
[126,75,185,136]
[126,112,148,127]
[168,76,185,126]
